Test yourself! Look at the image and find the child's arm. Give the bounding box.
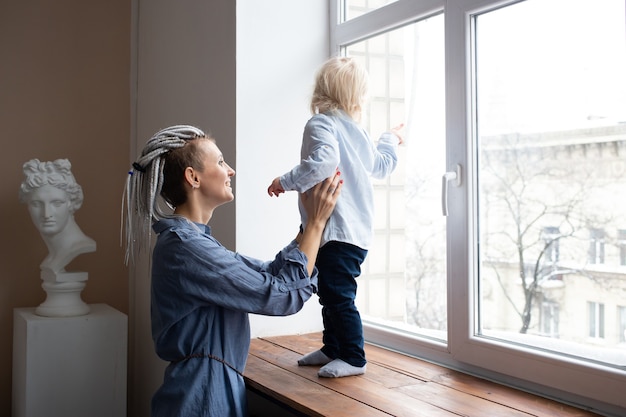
[268,115,340,196]
[372,123,405,179]
[390,123,405,145]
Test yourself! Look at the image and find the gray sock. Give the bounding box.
[297,349,332,366]
[317,359,366,378]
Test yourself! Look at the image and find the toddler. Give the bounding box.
[268,56,403,377]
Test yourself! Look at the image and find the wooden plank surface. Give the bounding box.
[247,338,457,416]
[246,355,389,417]
[245,332,604,417]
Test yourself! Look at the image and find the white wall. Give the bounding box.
[132,1,328,415]
[236,0,329,337]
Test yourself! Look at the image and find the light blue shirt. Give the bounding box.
[150,217,317,417]
[280,110,400,250]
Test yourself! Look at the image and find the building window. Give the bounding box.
[588,301,605,339]
[540,300,559,337]
[588,228,605,265]
[619,306,626,343]
[618,229,626,266]
[542,226,560,265]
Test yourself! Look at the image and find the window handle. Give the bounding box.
[442,164,462,216]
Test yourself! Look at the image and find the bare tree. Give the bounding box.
[480,132,614,334]
[404,173,447,330]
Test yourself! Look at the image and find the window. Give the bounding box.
[619,229,626,266]
[619,306,626,344]
[542,226,560,265]
[540,300,559,338]
[332,0,626,414]
[346,8,447,341]
[342,0,399,21]
[589,228,606,265]
[588,301,606,339]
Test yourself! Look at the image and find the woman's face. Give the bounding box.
[196,139,235,208]
[26,185,73,237]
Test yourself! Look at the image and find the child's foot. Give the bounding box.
[297,349,332,366]
[317,359,366,377]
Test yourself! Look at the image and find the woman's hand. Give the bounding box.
[300,171,343,226]
[297,172,343,275]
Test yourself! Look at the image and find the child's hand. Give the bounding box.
[390,123,405,145]
[268,177,285,197]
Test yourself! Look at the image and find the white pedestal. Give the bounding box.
[12,303,127,417]
[36,271,90,317]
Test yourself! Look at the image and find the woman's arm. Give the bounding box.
[234,239,299,275]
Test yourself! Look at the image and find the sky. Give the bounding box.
[477,0,626,135]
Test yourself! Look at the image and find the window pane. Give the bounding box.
[476,0,626,367]
[343,0,399,21]
[617,306,626,344]
[619,229,626,266]
[347,14,446,340]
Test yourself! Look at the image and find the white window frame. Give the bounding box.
[330,1,626,415]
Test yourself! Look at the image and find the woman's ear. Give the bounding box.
[183,167,197,188]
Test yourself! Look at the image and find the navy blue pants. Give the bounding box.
[316,241,368,367]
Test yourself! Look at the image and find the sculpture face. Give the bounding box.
[26,185,73,237]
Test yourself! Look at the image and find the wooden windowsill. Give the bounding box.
[245,332,603,417]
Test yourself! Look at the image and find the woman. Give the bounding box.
[122,125,342,417]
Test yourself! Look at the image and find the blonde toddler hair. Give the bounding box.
[310,56,369,121]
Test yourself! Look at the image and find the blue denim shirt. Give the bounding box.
[150,217,318,417]
[280,110,400,250]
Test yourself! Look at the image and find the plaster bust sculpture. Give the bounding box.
[19,158,96,274]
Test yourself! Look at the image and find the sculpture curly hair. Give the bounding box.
[19,158,84,212]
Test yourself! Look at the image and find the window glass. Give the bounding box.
[347,14,447,340]
[476,0,626,367]
[332,0,626,411]
[619,229,626,266]
[588,302,605,339]
[617,306,626,343]
[343,0,399,21]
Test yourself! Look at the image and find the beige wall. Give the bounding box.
[0,1,130,415]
